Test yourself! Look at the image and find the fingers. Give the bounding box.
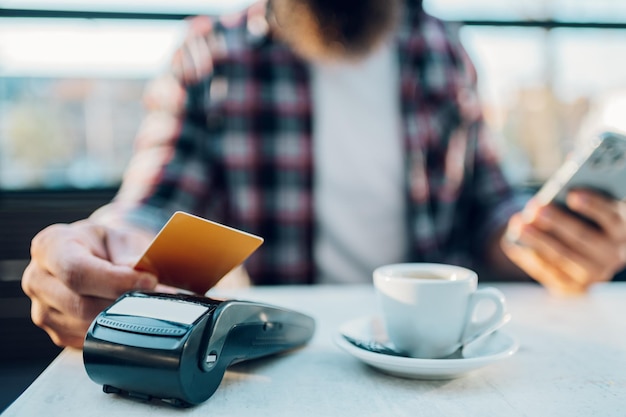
[22,263,112,348]
[22,220,159,348]
[502,190,626,295]
[30,301,87,348]
[567,190,626,243]
[30,222,157,299]
[23,263,112,322]
[523,205,622,280]
[105,225,155,267]
[501,239,587,296]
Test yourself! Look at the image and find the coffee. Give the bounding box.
[391,271,454,280]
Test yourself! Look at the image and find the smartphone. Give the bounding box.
[534,131,626,219]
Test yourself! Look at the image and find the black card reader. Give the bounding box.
[83,291,315,407]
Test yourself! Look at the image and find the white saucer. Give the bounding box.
[334,316,519,380]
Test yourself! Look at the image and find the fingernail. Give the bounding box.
[521,209,534,223]
[504,220,522,244]
[567,192,586,209]
[505,228,519,244]
[136,274,158,290]
[537,207,552,222]
[521,199,540,222]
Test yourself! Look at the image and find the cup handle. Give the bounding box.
[461,287,507,345]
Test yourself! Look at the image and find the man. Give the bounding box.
[21,0,626,348]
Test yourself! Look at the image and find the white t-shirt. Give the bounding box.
[312,42,408,284]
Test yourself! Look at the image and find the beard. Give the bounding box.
[271,0,401,62]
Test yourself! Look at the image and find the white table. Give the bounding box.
[3,283,626,417]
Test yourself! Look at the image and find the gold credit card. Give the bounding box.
[134,211,264,294]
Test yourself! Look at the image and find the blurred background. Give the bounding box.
[1,0,626,411]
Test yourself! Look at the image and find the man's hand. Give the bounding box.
[501,190,626,295]
[21,220,157,348]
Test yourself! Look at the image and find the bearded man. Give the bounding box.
[22,0,626,348]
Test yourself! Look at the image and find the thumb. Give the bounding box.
[69,252,158,299]
[105,225,156,267]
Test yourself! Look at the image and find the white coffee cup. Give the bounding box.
[373,263,507,359]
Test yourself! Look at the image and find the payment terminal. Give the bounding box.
[83,291,315,407]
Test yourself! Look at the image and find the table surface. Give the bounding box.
[4,283,626,417]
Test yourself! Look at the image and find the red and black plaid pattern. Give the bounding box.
[110,1,525,285]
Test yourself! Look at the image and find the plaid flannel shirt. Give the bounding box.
[101,0,525,285]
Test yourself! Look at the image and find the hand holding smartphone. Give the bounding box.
[534,131,626,217]
[505,131,626,293]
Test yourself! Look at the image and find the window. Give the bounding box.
[0,18,186,189]
[0,1,255,190]
[1,0,625,189]
[424,0,626,183]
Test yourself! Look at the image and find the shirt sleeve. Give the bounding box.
[451,36,530,259]
[91,16,221,232]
